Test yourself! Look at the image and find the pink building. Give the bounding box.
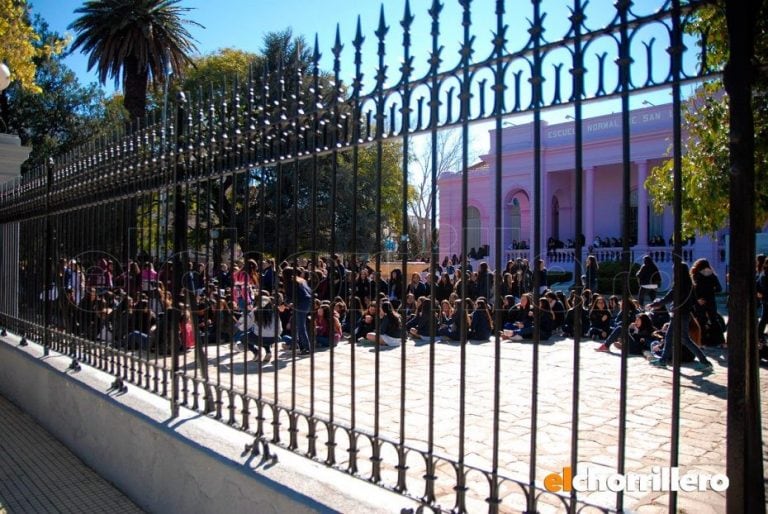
[438,103,724,283]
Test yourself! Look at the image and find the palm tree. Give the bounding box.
[69,0,201,123]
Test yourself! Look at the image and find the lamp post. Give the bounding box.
[0,63,11,132]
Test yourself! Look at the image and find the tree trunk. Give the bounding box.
[123,55,148,125]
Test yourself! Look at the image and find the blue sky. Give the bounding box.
[29,0,505,93]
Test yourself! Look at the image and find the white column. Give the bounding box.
[585,166,595,247]
[637,160,649,247]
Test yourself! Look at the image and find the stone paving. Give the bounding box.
[160,333,768,514]
[0,394,145,514]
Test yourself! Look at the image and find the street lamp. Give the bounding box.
[0,63,10,92]
[0,63,11,132]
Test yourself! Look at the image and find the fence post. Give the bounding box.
[43,158,54,357]
[724,1,766,512]
[170,92,188,418]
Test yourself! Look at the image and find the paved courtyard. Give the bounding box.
[153,332,768,513]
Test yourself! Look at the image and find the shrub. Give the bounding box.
[547,270,573,287]
[595,261,640,295]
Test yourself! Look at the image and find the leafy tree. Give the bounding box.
[5,18,108,172]
[180,48,257,93]
[645,3,768,236]
[68,0,201,123]
[0,0,64,93]
[170,34,403,264]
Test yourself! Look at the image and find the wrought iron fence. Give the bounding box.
[0,0,743,513]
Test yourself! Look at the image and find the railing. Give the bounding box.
[0,1,748,514]
[542,246,695,266]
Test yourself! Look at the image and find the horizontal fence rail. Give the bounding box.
[0,1,735,513]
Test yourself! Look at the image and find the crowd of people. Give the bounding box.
[33,250,764,369]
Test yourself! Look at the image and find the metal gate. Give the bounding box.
[0,1,763,512]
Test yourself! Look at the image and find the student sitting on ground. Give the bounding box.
[502,298,555,341]
[587,295,612,340]
[366,301,403,347]
[437,298,470,341]
[468,297,493,340]
[407,297,436,340]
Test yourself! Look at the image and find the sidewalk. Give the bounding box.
[0,394,144,514]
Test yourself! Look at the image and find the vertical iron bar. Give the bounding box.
[527,1,543,512]
[568,2,585,512]
[328,30,342,466]
[349,21,363,474]
[456,1,472,511]
[489,1,506,511]
[299,53,317,459]
[424,0,442,505]
[171,92,188,418]
[371,4,388,483]
[724,0,766,512]
[396,0,414,494]
[617,2,632,511]
[43,158,53,357]
[669,1,684,511]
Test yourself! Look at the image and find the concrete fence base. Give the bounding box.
[0,334,416,514]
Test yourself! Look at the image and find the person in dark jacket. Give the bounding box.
[407,297,436,339]
[647,262,713,371]
[405,272,427,299]
[366,301,403,347]
[434,273,454,303]
[468,298,493,340]
[585,255,599,293]
[636,255,661,305]
[437,298,469,341]
[282,267,312,354]
[690,258,722,320]
[691,258,725,346]
[625,312,662,355]
[387,269,404,305]
[475,262,494,301]
[545,291,566,331]
[587,295,612,340]
[503,298,554,340]
[533,258,548,295]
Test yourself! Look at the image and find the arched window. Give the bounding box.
[551,196,560,241]
[466,206,482,256]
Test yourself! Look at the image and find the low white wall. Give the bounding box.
[0,334,416,514]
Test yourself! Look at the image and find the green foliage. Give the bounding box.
[645,2,768,235]
[646,86,733,237]
[0,0,65,93]
[233,142,404,261]
[5,18,110,172]
[100,93,130,128]
[595,261,640,296]
[180,48,258,93]
[546,271,573,287]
